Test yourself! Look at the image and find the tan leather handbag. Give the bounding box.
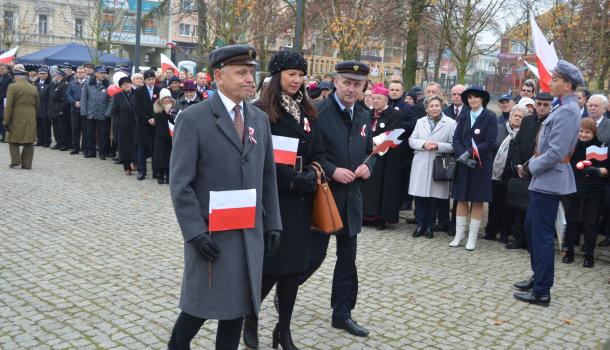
[310,161,344,234]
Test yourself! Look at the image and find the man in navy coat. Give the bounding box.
[298,61,375,337]
[513,60,583,306]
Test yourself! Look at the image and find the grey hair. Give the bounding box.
[510,104,528,117]
[589,94,609,109]
[424,94,445,108]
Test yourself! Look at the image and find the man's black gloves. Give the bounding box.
[264,230,281,257]
[189,233,220,262]
[582,167,602,176]
[290,169,317,193]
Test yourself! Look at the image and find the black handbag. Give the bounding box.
[506,177,530,210]
[432,154,456,181]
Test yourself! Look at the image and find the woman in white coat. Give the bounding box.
[408,95,457,238]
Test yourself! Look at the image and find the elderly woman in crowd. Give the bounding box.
[152,88,176,185]
[483,105,527,242]
[449,86,497,250]
[131,73,144,89]
[562,118,609,268]
[408,95,457,238]
[362,84,405,230]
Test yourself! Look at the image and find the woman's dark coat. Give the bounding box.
[258,103,326,275]
[111,90,137,162]
[362,107,404,223]
[152,103,174,170]
[451,108,497,202]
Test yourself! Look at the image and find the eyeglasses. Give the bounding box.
[521,89,533,93]
[535,102,551,107]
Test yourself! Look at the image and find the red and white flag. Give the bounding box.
[272,135,299,165]
[209,189,256,232]
[586,145,608,161]
[0,47,18,64]
[168,121,175,137]
[160,53,179,74]
[374,128,404,156]
[530,17,559,93]
[471,138,481,166]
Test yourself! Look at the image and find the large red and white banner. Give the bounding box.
[530,17,559,93]
[0,47,18,64]
[208,189,256,232]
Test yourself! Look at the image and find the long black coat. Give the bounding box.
[451,108,497,202]
[111,90,137,162]
[48,79,70,120]
[36,78,52,119]
[133,85,160,148]
[262,108,326,274]
[509,114,543,167]
[153,106,174,170]
[317,93,376,237]
[362,107,404,223]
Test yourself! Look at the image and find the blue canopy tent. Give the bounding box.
[17,42,131,67]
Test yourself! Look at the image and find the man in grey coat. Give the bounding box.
[80,66,112,159]
[168,45,282,350]
[513,60,583,306]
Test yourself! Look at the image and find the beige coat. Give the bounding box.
[408,115,456,199]
[3,79,39,144]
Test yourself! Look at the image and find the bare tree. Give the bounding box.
[432,0,507,84]
[0,1,36,52]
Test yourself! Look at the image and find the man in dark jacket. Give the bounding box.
[175,80,201,112]
[81,66,112,159]
[497,94,515,123]
[48,71,71,150]
[66,66,88,154]
[443,84,467,119]
[0,62,13,141]
[298,61,375,338]
[133,70,160,180]
[35,67,52,147]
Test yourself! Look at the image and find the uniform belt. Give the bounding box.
[533,152,571,163]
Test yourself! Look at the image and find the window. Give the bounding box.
[179,23,192,36]
[3,11,14,31]
[38,14,48,34]
[123,15,135,32]
[511,41,525,54]
[180,0,195,11]
[75,18,84,38]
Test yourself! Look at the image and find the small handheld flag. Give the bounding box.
[209,189,257,232]
[168,120,175,137]
[374,128,405,156]
[272,135,299,165]
[586,145,608,161]
[471,138,482,167]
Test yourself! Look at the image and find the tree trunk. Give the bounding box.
[403,0,426,87]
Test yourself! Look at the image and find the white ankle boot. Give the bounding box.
[449,216,468,247]
[465,218,481,251]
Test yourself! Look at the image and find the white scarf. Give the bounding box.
[492,122,519,180]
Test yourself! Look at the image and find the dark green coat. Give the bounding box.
[3,79,38,144]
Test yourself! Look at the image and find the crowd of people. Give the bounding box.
[2,46,610,349]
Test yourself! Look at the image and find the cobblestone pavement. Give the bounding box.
[1,143,610,350]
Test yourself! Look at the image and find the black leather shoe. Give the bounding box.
[9,163,20,169]
[113,158,121,164]
[50,144,61,150]
[137,174,146,181]
[60,147,69,151]
[506,241,525,249]
[107,152,116,158]
[448,224,455,236]
[425,227,433,239]
[598,237,610,247]
[99,154,106,160]
[406,218,417,225]
[583,255,594,268]
[242,316,258,349]
[482,233,496,240]
[433,224,449,232]
[375,220,386,230]
[272,323,298,350]
[412,226,425,238]
[331,318,369,337]
[513,277,534,291]
[70,150,79,155]
[157,175,164,185]
[562,251,574,264]
[513,291,550,307]
[498,236,509,244]
[85,153,96,158]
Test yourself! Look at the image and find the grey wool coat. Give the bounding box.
[169,92,282,320]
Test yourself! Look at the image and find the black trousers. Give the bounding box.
[36,118,51,145]
[110,116,119,155]
[168,312,243,350]
[52,118,69,147]
[71,111,85,152]
[298,233,357,322]
[436,198,450,227]
[512,210,527,246]
[86,119,110,156]
[486,182,515,240]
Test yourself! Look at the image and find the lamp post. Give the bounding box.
[134,0,142,71]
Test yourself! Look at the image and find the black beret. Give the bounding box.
[268,50,307,75]
[209,45,257,69]
[143,70,156,80]
[335,61,369,80]
[169,76,181,83]
[118,77,132,86]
